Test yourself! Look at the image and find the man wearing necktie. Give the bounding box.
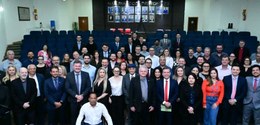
[129,66,156,125]
[11,67,37,125]
[101,43,110,58]
[44,66,66,125]
[157,67,178,125]
[222,64,247,125]
[243,65,260,125]
[65,61,91,125]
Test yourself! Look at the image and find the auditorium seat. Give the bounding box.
[30,31,41,37]
[42,31,50,37]
[203,31,211,38]
[59,30,67,36]
[239,31,251,37]
[51,30,59,36]
[212,31,220,38]
[68,30,75,38]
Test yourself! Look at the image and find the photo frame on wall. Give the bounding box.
[149,14,155,23]
[18,6,30,21]
[108,15,114,22]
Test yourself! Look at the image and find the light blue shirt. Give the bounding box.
[0,59,22,71]
[81,64,96,86]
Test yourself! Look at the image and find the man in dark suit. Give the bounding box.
[145,58,154,79]
[222,64,247,125]
[11,67,37,125]
[100,43,111,58]
[27,64,45,125]
[44,66,66,125]
[73,35,87,55]
[125,37,136,54]
[22,51,38,68]
[243,65,260,125]
[157,67,179,125]
[129,66,156,125]
[110,36,123,53]
[233,40,250,64]
[172,33,184,54]
[65,61,91,125]
[123,64,137,125]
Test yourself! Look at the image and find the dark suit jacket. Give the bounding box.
[30,73,45,98]
[72,42,87,55]
[223,75,247,105]
[233,47,250,63]
[65,71,91,103]
[44,77,66,110]
[172,39,184,54]
[129,76,156,112]
[100,51,111,59]
[10,78,37,111]
[125,44,136,54]
[110,42,124,53]
[179,82,202,111]
[156,78,178,109]
[122,73,138,104]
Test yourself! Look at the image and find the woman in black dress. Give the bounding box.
[60,53,71,72]
[191,66,203,87]
[180,73,202,125]
[0,82,11,125]
[2,65,19,89]
[154,67,163,81]
[36,56,47,77]
[92,67,111,108]
[240,57,252,77]
[90,50,102,68]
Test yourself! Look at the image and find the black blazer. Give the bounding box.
[125,44,136,54]
[44,77,66,110]
[223,75,247,105]
[65,71,91,103]
[156,78,179,108]
[10,78,37,111]
[233,47,250,63]
[179,82,202,111]
[72,42,87,55]
[129,76,156,112]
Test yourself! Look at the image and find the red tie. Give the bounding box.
[164,79,168,101]
[254,79,257,91]
[238,48,243,62]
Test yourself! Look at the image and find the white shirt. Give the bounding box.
[110,61,116,69]
[109,76,123,96]
[251,60,260,66]
[215,65,231,80]
[165,56,174,68]
[81,64,96,86]
[29,74,40,97]
[76,102,113,125]
[145,55,159,69]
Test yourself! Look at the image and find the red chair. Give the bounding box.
[125,28,132,35]
[118,28,124,33]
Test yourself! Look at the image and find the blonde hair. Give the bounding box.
[58,65,67,77]
[2,65,19,84]
[173,66,187,81]
[93,67,108,93]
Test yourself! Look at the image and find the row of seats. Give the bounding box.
[21,30,258,61]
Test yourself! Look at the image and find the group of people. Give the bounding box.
[0,32,260,125]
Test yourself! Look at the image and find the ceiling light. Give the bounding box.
[149,0,152,6]
[0,6,3,12]
[114,0,117,6]
[126,0,129,7]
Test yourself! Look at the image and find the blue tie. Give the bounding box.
[76,73,80,94]
[54,78,58,89]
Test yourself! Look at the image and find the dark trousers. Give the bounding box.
[222,102,241,125]
[110,96,124,125]
[14,109,35,125]
[69,102,82,125]
[47,106,65,125]
[0,113,11,125]
[180,112,197,125]
[132,102,151,125]
[158,111,173,125]
[35,97,46,125]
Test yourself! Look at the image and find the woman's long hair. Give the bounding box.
[2,65,19,84]
[173,66,186,80]
[207,68,220,86]
[93,67,108,93]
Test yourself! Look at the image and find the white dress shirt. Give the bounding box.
[76,102,113,125]
[109,76,123,96]
[215,65,231,80]
[165,56,174,68]
[145,55,159,69]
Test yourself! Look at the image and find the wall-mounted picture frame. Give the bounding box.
[18,6,30,21]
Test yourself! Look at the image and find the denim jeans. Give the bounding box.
[204,96,219,125]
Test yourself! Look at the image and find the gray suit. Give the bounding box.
[243,76,260,125]
[122,73,137,105]
[160,38,171,50]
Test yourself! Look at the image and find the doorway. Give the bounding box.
[188,17,198,31]
[78,17,89,31]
